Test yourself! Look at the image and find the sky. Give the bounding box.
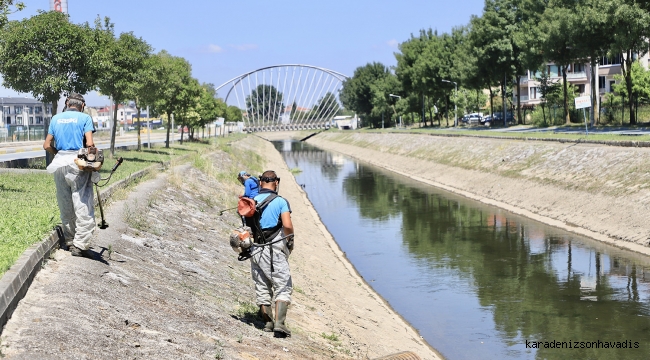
[0,0,486,106]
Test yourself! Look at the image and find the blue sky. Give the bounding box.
[0,0,485,106]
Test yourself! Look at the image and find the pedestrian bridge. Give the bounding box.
[215,65,348,132]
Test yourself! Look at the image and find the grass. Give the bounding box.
[289,167,302,174]
[234,300,259,321]
[321,332,340,342]
[0,139,216,276]
[377,125,650,143]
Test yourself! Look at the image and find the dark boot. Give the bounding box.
[260,305,274,332]
[274,301,291,336]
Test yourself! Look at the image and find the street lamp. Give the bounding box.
[389,94,402,128]
[441,80,458,127]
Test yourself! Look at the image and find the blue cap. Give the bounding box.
[239,171,248,177]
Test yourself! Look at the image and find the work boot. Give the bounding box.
[70,246,94,259]
[274,301,291,337]
[260,305,274,332]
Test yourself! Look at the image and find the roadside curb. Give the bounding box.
[368,130,650,148]
[0,158,173,334]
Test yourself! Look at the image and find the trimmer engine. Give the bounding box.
[74,147,104,171]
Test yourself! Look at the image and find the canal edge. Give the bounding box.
[254,135,446,360]
[308,137,650,258]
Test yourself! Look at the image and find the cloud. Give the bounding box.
[204,44,224,53]
[387,39,399,48]
[230,44,258,51]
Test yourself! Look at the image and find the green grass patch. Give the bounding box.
[0,139,217,276]
[234,300,259,321]
[289,167,302,174]
[388,126,650,143]
[320,332,340,342]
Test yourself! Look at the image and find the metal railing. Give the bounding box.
[0,125,45,143]
[566,72,587,79]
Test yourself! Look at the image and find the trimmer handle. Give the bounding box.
[111,157,124,172]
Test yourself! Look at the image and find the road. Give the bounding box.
[0,134,181,163]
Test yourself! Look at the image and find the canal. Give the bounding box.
[275,140,650,360]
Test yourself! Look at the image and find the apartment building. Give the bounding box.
[514,53,650,108]
[91,104,138,129]
[0,97,52,128]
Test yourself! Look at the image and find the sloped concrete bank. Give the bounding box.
[308,132,650,256]
[1,137,441,360]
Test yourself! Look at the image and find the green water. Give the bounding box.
[277,140,650,360]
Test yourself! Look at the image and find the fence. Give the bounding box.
[0,126,45,143]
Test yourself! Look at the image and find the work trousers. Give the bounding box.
[250,231,293,306]
[53,164,95,250]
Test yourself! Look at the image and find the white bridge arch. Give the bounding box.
[215,64,349,132]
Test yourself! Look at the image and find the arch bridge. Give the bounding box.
[215,65,348,132]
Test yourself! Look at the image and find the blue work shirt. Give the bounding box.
[243,177,260,198]
[254,189,291,229]
[48,110,95,151]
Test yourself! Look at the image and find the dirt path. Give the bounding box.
[0,138,441,360]
[306,131,650,256]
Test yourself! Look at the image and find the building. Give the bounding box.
[514,53,650,109]
[0,97,53,141]
[90,104,139,129]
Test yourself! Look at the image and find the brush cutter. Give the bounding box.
[218,206,238,216]
[93,157,124,229]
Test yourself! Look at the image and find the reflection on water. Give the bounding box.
[277,140,650,360]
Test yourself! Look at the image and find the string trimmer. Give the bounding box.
[94,157,124,229]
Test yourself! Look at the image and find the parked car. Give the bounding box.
[481,112,514,126]
[462,113,483,124]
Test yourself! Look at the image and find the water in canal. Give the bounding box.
[275,140,650,360]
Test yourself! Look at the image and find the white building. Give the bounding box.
[514,53,650,109]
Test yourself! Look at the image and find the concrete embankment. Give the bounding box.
[306,131,650,256]
[1,135,441,360]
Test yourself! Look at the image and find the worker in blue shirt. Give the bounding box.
[43,93,97,259]
[250,170,294,337]
[237,170,260,198]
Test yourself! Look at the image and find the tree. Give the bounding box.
[538,2,582,124]
[226,106,242,122]
[612,61,650,123]
[0,1,23,28]
[246,84,284,124]
[149,51,193,148]
[395,30,435,125]
[196,83,221,138]
[534,67,562,125]
[96,29,152,155]
[607,0,650,125]
[469,0,542,126]
[369,73,401,127]
[175,77,201,144]
[340,62,393,128]
[0,11,101,116]
[124,42,156,151]
[574,0,612,125]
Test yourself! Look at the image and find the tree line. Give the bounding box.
[341,0,650,128]
[0,7,240,155]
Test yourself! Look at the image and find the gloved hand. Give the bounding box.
[91,171,101,184]
[286,235,294,253]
